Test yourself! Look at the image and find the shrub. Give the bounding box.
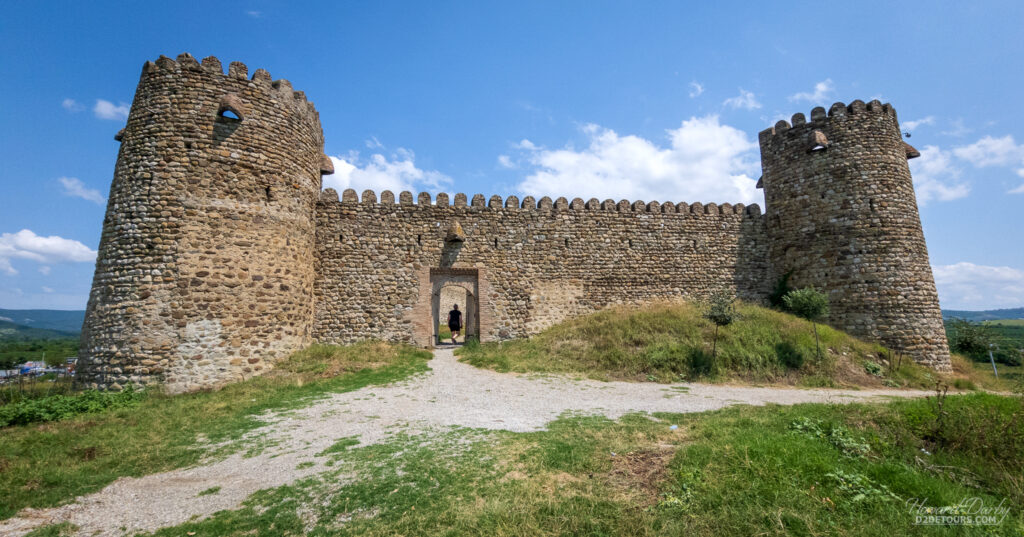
[783,288,830,361]
[767,270,794,311]
[703,290,739,359]
[775,341,806,369]
[864,361,883,377]
[0,385,146,428]
[993,346,1023,366]
[945,318,994,360]
[687,348,714,377]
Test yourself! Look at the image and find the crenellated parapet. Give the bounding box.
[318,188,763,217]
[138,53,320,120]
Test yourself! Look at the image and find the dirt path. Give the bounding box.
[1,348,928,536]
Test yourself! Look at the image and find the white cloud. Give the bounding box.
[365,136,383,149]
[940,118,972,137]
[497,155,516,169]
[42,286,54,293]
[952,135,1024,192]
[908,145,970,204]
[688,82,704,98]
[61,98,83,112]
[324,148,453,196]
[789,79,835,104]
[515,115,761,205]
[722,89,761,110]
[93,99,129,121]
[0,230,96,276]
[58,177,106,205]
[933,262,1024,310]
[953,135,1024,168]
[38,266,51,275]
[246,10,262,17]
[902,116,934,131]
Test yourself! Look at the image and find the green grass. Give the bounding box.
[140,393,1024,536]
[457,301,942,388]
[197,485,221,496]
[0,341,431,520]
[0,336,78,369]
[985,319,1024,327]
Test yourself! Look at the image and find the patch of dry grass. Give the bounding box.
[459,301,944,389]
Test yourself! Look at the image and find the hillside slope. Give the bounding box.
[458,301,953,389]
[0,309,85,334]
[0,320,78,341]
[942,307,1024,322]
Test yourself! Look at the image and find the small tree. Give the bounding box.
[945,318,993,360]
[703,290,739,360]
[783,288,830,361]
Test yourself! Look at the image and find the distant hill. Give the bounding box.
[0,309,85,334]
[0,320,79,341]
[942,307,1024,322]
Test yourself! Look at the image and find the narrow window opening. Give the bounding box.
[494,238,498,249]
[565,238,570,247]
[869,199,876,212]
[264,186,272,202]
[339,234,344,242]
[628,239,633,248]
[417,234,422,246]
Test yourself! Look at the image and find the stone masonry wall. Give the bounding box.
[77,54,328,392]
[759,100,950,369]
[78,53,954,392]
[313,190,769,347]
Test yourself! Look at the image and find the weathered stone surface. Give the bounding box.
[77,54,326,393]
[77,55,952,393]
[759,101,950,370]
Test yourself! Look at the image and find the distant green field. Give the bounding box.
[984,321,1024,348]
[0,338,78,369]
[986,319,1024,327]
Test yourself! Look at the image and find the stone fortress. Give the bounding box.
[76,53,950,392]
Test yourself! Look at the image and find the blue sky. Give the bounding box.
[1,1,1022,311]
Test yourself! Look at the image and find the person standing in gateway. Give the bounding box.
[447,304,463,344]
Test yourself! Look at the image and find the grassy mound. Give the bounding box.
[458,301,951,388]
[0,341,430,520]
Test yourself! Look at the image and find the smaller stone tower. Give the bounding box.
[77,53,333,392]
[759,100,950,369]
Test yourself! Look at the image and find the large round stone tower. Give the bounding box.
[758,100,950,370]
[77,53,333,392]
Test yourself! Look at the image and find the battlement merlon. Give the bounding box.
[758,99,897,143]
[757,100,922,193]
[138,53,321,119]
[318,188,764,217]
[116,52,333,183]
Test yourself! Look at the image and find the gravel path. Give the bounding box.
[1,348,928,536]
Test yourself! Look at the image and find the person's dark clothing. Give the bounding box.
[448,309,462,331]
